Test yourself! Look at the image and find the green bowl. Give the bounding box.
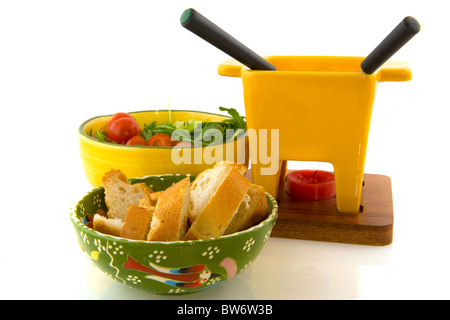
[70,174,278,295]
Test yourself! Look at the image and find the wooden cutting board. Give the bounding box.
[246,170,394,246]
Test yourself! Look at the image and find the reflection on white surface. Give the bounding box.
[249,238,390,299]
[63,237,392,300]
[251,258,360,299]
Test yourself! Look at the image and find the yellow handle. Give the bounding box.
[376,60,412,82]
[218,58,412,82]
[217,59,245,78]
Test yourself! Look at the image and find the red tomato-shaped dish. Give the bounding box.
[286,170,335,201]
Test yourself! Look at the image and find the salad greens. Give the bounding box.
[142,107,246,146]
[92,107,247,147]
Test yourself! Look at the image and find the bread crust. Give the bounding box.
[93,215,124,236]
[147,177,190,242]
[184,167,251,240]
[120,205,153,240]
[102,169,152,221]
[139,188,158,209]
[224,184,268,234]
[213,161,247,175]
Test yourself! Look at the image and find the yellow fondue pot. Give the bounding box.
[181,9,419,213]
[218,56,412,213]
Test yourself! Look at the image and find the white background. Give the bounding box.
[0,0,448,299]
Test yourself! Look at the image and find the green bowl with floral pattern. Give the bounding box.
[70,174,278,295]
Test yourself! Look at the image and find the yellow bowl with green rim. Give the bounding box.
[79,110,249,187]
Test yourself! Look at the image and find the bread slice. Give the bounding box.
[147,177,190,242]
[120,205,153,240]
[188,161,247,223]
[139,187,158,209]
[184,167,251,240]
[213,160,247,175]
[93,214,124,236]
[149,191,162,205]
[224,184,268,235]
[102,169,153,220]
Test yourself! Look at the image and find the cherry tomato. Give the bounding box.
[105,112,136,136]
[107,112,135,128]
[108,118,142,144]
[146,133,173,147]
[126,135,147,146]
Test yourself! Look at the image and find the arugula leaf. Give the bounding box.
[185,119,199,133]
[152,122,176,135]
[93,130,107,142]
[142,121,157,140]
[219,106,246,130]
[171,128,192,143]
[201,122,225,145]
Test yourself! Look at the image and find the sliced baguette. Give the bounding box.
[149,191,162,205]
[224,184,268,235]
[147,177,190,242]
[213,160,247,175]
[184,167,251,240]
[139,187,158,209]
[188,161,247,223]
[120,205,153,240]
[93,215,124,237]
[102,169,153,221]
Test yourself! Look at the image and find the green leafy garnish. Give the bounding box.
[93,130,108,142]
[219,106,246,130]
[92,107,247,147]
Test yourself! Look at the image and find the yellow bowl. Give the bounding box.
[79,110,249,187]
